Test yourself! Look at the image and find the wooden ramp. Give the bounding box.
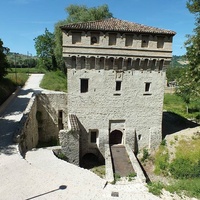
[110,145,135,177]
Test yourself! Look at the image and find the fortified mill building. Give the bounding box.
[60,18,176,166]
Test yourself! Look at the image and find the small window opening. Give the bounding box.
[138,134,142,140]
[90,131,98,143]
[91,36,97,44]
[109,33,117,45]
[125,35,133,46]
[141,35,149,47]
[157,36,164,48]
[145,82,151,92]
[58,110,63,130]
[116,81,122,91]
[72,32,81,44]
[80,79,88,93]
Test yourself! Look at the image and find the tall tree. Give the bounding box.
[183,0,200,97]
[0,39,9,80]
[34,28,57,71]
[54,4,113,71]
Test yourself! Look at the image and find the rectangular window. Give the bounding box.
[141,35,149,48]
[72,32,81,44]
[125,35,133,46]
[109,33,117,45]
[157,36,164,48]
[80,79,88,93]
[116,81,122,91]
[145,82,151,92]
[90,131,97,143]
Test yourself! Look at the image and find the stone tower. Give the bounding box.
[60,18,176,165]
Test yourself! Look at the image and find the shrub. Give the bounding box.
[169,158,200,179]
[165,178,200,199]
[141,148,149,162]
[148,182,164,196]
[127,172,137,181]
[154,146,169,175]
[161,139,166,146]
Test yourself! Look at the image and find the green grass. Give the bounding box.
[6,73,29,86]
[9,67,46,74]
[165,178,200,199]
[154,145,169,176]
[90,165,105,178]
[0,73,28,105]
[164,93,200,122]
[152,136,200,198]
[40,70,67,92]
[148,179,200,199]
[169,137,200,179]
[148,182,164,196]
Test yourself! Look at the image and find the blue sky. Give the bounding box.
[0,0,195,56]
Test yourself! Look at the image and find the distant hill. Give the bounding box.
[170,55,189,67]
[7,52,37,68]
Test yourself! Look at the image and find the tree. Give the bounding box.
[0,39,9,80]
[34,28,57,71]
[183,0,200,97]
[175,0,200,115]
[54,4,113,71]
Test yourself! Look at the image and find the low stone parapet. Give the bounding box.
[105,144,114,183]
[125,144,146,183]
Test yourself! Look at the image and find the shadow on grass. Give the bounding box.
[162,111,199,138]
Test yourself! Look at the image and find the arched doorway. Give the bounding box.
[109,130,123,145]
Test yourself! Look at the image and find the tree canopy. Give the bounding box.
[174,0,200,115]
[34,28,57,71]
[65,4,113,23]
[0,39,9,79]
[182,0,200,98]
[34,4,113,72]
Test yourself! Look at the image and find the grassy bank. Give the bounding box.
[40,70,67,92]
[164,93,200,122]
[148,131,200,199]
[0,73,28,105]
[0,69,67,106]
[9,67,46,74]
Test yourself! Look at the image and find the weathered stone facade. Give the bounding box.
[14,92,67,155]
[61,18,176,165]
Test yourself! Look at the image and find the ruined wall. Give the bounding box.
[17,96,39,154]
[15,92,68,155]
[36,93,67,143]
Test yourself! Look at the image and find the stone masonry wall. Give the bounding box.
[15,92,68,155]
[17,96,38,155]
[68,69,164,158]
[59,129,79,166]
[36,93,67,143]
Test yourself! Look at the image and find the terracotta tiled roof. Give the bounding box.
[61,18,176,35]
[69,114,80,131]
